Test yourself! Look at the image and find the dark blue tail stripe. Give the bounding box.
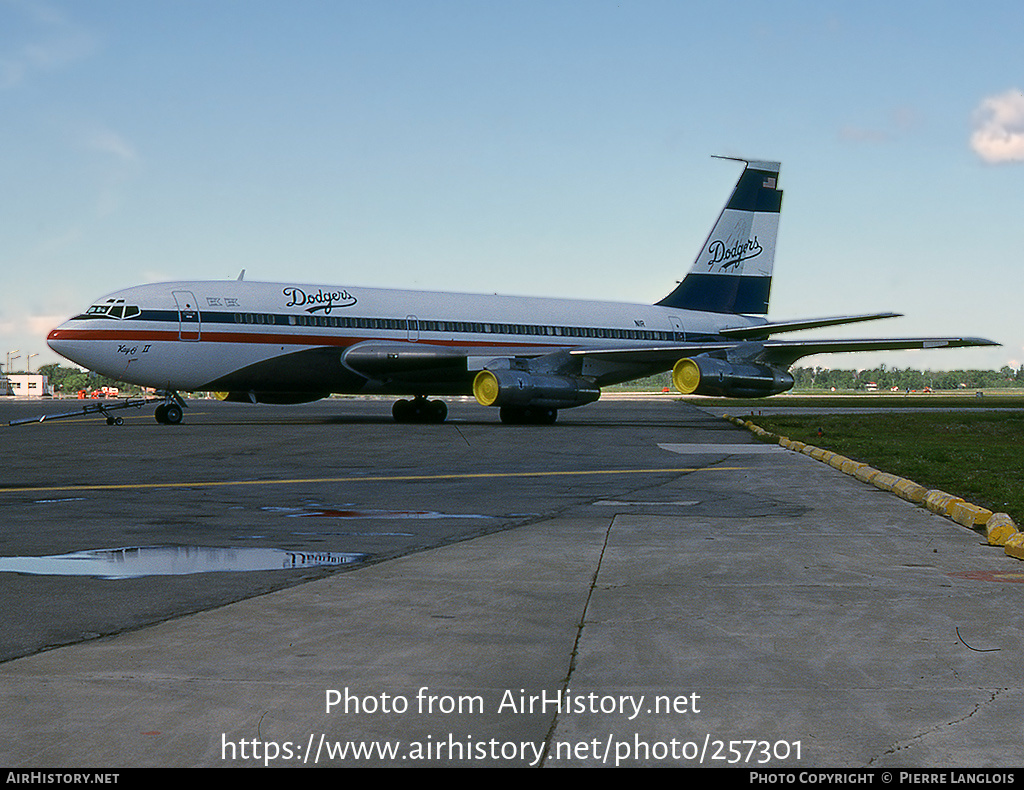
[656,273,772,314]
[726,168,782,213]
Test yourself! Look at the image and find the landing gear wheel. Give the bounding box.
[499,406,558,425]
[392,397,448,424]
[392,399,412,422]
[155,403,183,425]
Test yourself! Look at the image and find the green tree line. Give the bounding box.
[792,365,1024,391]
[30,364,147,397]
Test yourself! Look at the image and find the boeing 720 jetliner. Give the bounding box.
[47,158,997,424]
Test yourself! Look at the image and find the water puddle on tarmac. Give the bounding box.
[0,545,365,579]
[261,505,493,519]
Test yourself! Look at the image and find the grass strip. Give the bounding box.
[750,411,1024,527]
[689,394,1024,409]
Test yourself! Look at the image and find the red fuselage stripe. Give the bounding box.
[47,327,560,351]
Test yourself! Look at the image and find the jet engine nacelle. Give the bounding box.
[473,369,600,409]
[672,356,794,398]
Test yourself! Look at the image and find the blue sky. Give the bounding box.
[2,0,1021,374]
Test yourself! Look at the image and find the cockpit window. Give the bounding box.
[85,299,141,319]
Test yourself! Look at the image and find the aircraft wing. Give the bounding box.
[753,336,1001,367]
[569,336,1000,368]
[719,312,901,339]
[341,335,998,402]
[345,336,1000,374]
[565,335,998,397]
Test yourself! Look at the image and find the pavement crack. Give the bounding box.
[538,514,616,767]
[867,688,1007,764]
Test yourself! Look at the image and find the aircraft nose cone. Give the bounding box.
[47,325,75,361]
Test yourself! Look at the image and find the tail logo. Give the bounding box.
[707,236,763,271]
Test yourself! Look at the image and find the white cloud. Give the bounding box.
[87,128,139,164]
[970,89,1024,164]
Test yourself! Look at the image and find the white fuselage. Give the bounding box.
[47,279,761,394]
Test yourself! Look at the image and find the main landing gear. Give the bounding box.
[392,396,448,424]
[499,405,558,425]
[154,391,187,425]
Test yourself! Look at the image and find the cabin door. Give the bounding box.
[172,290,201,341]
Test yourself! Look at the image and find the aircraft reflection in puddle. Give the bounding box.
[0,545,365,579]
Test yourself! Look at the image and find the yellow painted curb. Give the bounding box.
[892,478,929,505]
[948,500,994,530]
[854,465,881,484]
[871,472,901,492]
[923,490,965,517]
[999,532,1024,561]
[809,447,834,463]
[840,459,866,476]
[985,513,1018,547]
[1005,532,1024,560]
[827,454,851,470]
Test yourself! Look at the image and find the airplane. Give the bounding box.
[46,157,997,425]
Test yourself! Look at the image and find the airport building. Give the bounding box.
[1,374,50,398]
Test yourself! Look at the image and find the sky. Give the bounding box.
[1,0,1021,375]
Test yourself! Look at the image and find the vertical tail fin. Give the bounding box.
[657,158,782,315]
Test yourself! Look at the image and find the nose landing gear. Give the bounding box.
[154,391,187,425]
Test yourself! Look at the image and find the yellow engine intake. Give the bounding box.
[672,358,701,394]
[473,370,501,406]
